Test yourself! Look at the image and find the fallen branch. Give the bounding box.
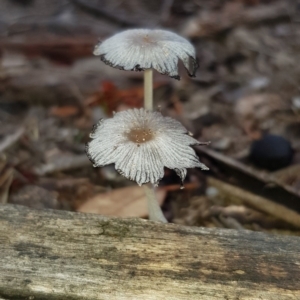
[0,204,299,299]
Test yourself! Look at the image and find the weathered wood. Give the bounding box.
[0,205,299,300]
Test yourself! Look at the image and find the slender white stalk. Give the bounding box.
[143,184,167,223]
[143,69,166,222]
[144,69,153,110]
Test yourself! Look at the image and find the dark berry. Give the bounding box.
[249,134,293,171]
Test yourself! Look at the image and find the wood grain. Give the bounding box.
[0,204,299,300]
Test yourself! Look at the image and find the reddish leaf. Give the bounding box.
[50,105,80,118]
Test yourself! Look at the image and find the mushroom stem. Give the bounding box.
[144,69,153,110]
[143,184,167,223]
[143,69,166,223]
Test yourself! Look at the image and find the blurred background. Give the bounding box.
[1,0,300,235]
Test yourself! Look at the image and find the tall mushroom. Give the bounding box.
[93,29,198,110]
[89,29,207,223]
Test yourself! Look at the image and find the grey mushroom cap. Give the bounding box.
[94,29,198,80]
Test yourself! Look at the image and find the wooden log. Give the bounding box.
[0,204,299,300]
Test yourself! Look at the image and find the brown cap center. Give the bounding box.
[142,34,157,45]
[143,35,151,43]
[127,128,154,144]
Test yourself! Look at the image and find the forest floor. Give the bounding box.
[1,0,300,235]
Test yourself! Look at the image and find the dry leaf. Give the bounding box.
[77,185,166,218]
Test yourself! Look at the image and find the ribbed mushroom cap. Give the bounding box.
[86,108,208,186]
[94,29,198,80]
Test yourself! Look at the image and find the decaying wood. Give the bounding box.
[0,205,299,300]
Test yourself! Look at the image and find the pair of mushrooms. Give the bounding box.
[86,29,208,223]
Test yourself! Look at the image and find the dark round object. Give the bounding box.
[249,134,293,171]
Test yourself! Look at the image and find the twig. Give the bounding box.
[197,147,300,210]
[34,154,90,176]
[207,176,300,229]
[162,182,200,192]
[0,127,24,153]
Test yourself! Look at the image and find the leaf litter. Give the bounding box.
[1,0,300,233]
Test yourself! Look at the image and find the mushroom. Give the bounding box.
[93,28,198,110]
[90,28,207,223]
[86,108,208,222]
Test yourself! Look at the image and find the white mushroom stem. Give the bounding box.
[143,184,167,223]
[143,69,166,223]
[144,69,153,110]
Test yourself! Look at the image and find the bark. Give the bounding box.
[0,204,299,300]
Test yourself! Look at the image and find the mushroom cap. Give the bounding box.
[94,29,198,80]
[86,108,208,186]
